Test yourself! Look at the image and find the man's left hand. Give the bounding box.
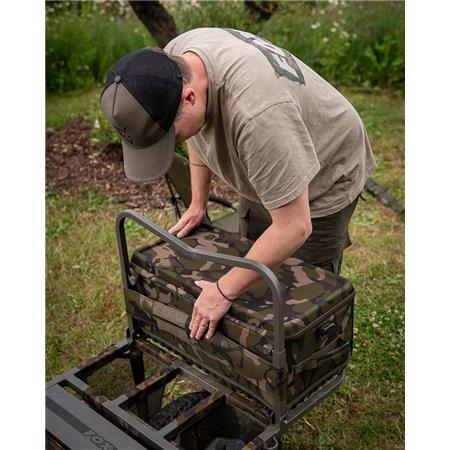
[190,280,233,340]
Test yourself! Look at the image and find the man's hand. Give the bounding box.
[190,280,234,340]
[169,204,206,238]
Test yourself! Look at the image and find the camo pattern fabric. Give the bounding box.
[129,225,354,407]
[129,267,352,368]
[126,288,352,407]
[130,267,274,361]
[125,291,286,405]
[139,324,285,407]
[131,225,353,338]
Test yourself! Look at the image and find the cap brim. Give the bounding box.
[122,127,175,182]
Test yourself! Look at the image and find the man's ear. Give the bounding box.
[183,87,195,106]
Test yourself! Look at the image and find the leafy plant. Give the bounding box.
[46,1,156,94]
[46,1,404,95]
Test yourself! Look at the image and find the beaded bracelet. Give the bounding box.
[216,279,234,303]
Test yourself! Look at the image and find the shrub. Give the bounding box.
[46,1,404,94]
[258,1,404,90]
[166,0,260,34]
[169,0,404,91]
[46,1,155,94]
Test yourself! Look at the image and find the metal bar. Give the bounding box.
[171,359,231,395]
[158,391,224,439]
[257,423,281,448]
[165,175,182,222]
[134,338,178,366]
[46,385,148,450]
[116,368,177,410]
[75,339,131,380]
[227,391,272,425]
[116,209,288,421]
[46,368,80,389]
[63,374,92,395]
[102,401,181,450]
[115,210,286,368]
[285,371,345,426]
[129,347,148,419]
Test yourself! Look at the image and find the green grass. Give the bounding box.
[342,87,405,202]
[281,194,404,449]
[46,88,99,131]
[46,87,404,449]
[45,189,171,378]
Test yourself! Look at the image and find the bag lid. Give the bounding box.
[131,225,354,339]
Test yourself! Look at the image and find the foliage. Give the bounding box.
[46,1,155,94]
[46,1,404,95]
[264,1,404,90]
[170,0,404,91]
[165,0,259,33]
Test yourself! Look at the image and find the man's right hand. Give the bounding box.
[168,204,206,238]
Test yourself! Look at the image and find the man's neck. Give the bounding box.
[182,51,209,98]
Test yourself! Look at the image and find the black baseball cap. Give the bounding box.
[100,48,183,182]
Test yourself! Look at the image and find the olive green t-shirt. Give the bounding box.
[165,28,375,217]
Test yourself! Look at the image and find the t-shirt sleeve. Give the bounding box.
[236,101,320,210]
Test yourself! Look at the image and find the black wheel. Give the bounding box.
[149,391,209,430]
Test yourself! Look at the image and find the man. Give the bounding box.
[100,28,375,341]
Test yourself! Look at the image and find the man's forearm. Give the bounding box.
[188,144,211,209]
[219,221,311,299]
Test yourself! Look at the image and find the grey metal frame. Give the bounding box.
[46,208,348,450]
[116,209,288,421]
[46,336,345,450]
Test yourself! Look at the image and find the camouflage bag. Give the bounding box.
[126,224,354,410]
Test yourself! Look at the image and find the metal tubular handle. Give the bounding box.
[116,209,286,371]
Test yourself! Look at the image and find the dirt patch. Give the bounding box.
[46,119,239,210]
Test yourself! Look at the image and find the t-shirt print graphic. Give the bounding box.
[223,28,305,85]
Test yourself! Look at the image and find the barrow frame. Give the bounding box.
[46,208,347,450]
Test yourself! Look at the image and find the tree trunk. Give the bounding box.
[244,1,278,22]
[129,1,179,48]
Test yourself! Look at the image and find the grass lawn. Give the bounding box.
[46,87,404,449]
[46,87,100,132]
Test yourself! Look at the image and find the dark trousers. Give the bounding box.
[238,195,361,275]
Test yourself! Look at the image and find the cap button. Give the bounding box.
[114,75,122,83]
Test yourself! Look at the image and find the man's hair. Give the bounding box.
[150,47,191,119]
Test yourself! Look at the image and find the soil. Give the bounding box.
[46,119,239,210]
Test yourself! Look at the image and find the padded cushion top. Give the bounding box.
[131,225,353,338]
